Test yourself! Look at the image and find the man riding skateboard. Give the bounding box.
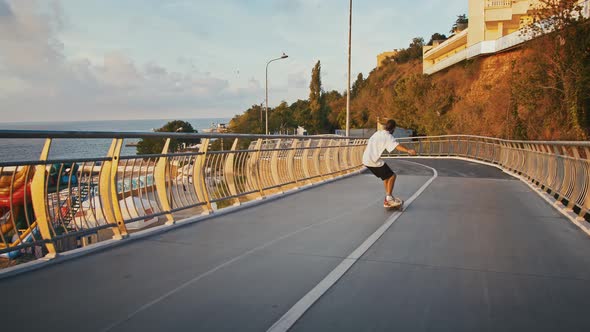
[362,119,417,208]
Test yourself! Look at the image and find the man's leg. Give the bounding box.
[383,174,396,198]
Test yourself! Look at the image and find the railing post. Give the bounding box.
[447,137,452,156]
[301,139,312,181]
[224,138,240,206]
[533,143,544,184]
[286,139,299,185]
[351,138,359,170]
[99,138,128,240]
[252,139,265,198]
[270,139,283,189]
[583,147,590,217]
[194,138,213,214]
[313,140,324,180]
[527,144,536,181]
[567,146,582,211]
[324,140,334,176]
[419,139,424,156]
[155,138,174,225]
[334,139,343,173]
[333,139,343,174]
[349,139,358,166]
[30,139,58,258]
[548,144,560,193]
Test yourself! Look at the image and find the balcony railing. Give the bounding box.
[424,48,468,75]
[486,0,513,8]
[0,131,366,263]
[384,135,590,222]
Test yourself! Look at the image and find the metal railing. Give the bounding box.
[385,135,590,221]
[0,131,366,262]
[486,0,513,8]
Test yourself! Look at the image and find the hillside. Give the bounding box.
[229,15,589,140]
[344,47,580,140]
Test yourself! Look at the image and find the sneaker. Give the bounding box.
[384,197,402,208]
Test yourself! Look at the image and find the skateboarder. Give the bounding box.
[362,119,416,208]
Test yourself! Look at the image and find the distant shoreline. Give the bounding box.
[0,117,231,127]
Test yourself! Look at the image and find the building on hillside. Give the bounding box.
[376,50,399,68]
[423,0,590,75]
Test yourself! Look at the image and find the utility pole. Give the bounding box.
[346,0,352,137]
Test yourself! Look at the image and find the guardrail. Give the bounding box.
[385,135,590,221]
[0,131,366,263]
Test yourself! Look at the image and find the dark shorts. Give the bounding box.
[366,163,396,180]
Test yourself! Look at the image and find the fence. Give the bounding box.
[385,135,590,221]
[0,131,366,262]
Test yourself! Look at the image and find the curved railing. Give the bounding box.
[385,135,590,222]
[0,131,366,263]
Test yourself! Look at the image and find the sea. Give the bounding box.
[0,118,230,163]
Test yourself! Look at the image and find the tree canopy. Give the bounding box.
[136,120,200,155]
[393,37,424,64]
[427,33,447,46]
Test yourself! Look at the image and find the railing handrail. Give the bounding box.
[0,130,357,140]
[396,134,590,147]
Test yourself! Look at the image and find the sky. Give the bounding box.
[0,0,467,123]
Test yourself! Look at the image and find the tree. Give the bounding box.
[323,90,342,131]
[309,60,328,133]
[136,120,199,155]
[269,101,297,134]
[351,73,365,99]
[291,99,312,130]
[228,104,265,134]
[519,0,590,138]
[393,37,425,64]
[427,33,447,46]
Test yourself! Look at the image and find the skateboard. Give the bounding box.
[385,198,404,211]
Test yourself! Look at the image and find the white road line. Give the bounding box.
[100,195,381,332]
[267,160,438,332]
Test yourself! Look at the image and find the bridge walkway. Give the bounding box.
[1,159,589,331]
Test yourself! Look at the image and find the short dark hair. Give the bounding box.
[385,119,396,133]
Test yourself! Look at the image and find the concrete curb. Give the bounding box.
[0,168,365,280]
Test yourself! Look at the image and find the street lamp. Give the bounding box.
[346,0,352,137]
[260,100,265,133]
[266,53,288,135]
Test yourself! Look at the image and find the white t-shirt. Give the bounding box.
[362,130,399,167]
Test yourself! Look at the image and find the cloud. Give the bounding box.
[288,71,308,89]
[0,0,259,122]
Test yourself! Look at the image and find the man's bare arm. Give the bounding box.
[395,144,417,156]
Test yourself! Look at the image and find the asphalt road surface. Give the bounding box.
[1,158,589,332]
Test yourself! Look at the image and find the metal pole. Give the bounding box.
[265,54,288,136]
[266,63,269,135]
[346,0,352,137]
[260,102,264,133]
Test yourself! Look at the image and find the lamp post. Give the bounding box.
[346,0,352,137]
[266,53,288,135]
[260,101,264,133]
